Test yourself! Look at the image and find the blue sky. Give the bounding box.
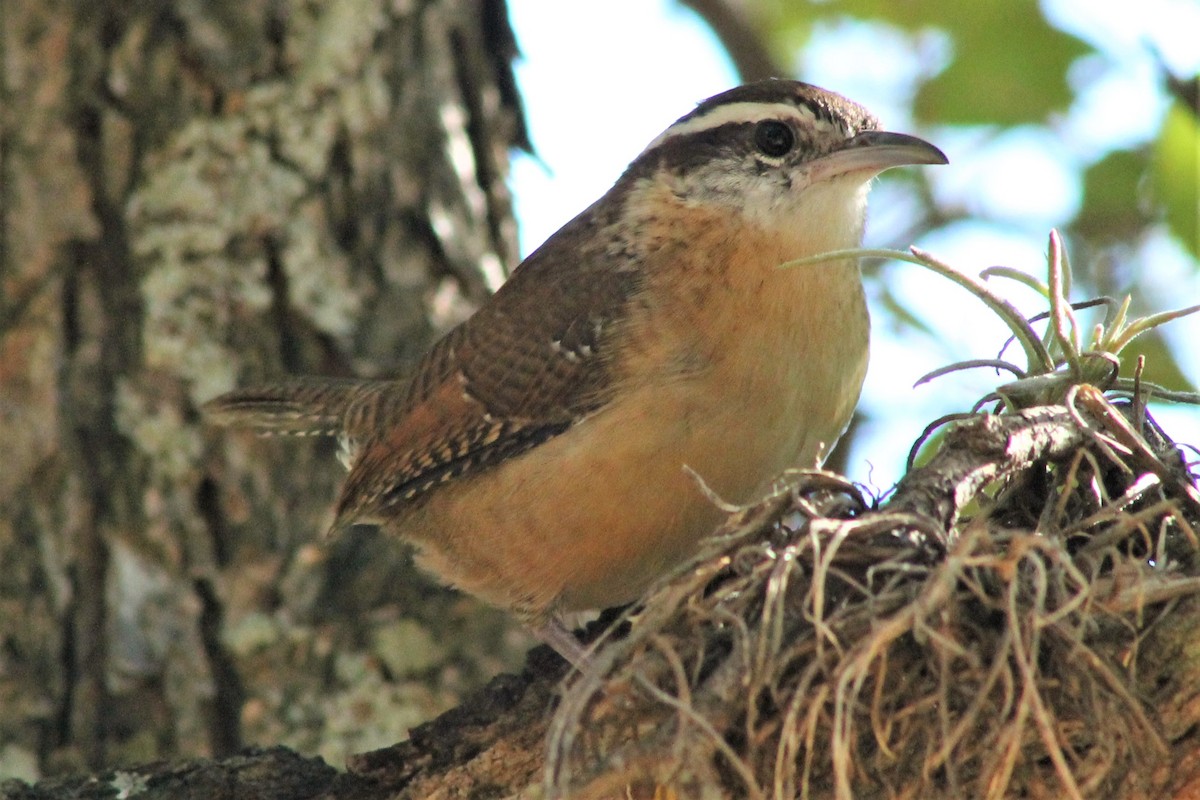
[506,1,1200,487]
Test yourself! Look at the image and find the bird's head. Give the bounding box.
[617,80,947,251]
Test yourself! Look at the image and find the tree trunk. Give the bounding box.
[0,0,529,780]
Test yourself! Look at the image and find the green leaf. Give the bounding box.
[1074,149,1153,242]
[766,0,1092,125]
[912,4,1092,124]
[1152,102,1200,259]
[1125,328,1197,396]
[908,424,948,470]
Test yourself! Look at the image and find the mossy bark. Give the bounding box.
[0,0,529,780]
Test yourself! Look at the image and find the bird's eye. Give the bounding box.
[754,120,795,157]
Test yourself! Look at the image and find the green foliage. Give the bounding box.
[1136,330,1197,395]
[1076,148,1153,243]
[1153,103,1200,259]
[1072,105,1198,257]
[789,233,1200,407]
[754,0,1196,252]
[749,0,1198,413]
[910,5,1091,125]
[764,0,1092,123]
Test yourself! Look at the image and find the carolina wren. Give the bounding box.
[205,80,946,663]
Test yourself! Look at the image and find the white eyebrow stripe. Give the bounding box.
[642,101,839,154]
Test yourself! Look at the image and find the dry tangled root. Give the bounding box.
[547,389,1200,799]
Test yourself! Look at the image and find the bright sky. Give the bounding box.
[507,0,1200,488]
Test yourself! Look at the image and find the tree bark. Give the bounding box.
[0,0,529,780]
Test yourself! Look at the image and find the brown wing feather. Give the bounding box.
[333,212,641,529]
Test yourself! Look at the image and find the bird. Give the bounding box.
[204,79,947,664]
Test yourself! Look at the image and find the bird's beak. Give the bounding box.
[810,130,948,183]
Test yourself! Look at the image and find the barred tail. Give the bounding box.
[203,377,390,437]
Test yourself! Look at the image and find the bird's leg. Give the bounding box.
[532,616,591,669]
